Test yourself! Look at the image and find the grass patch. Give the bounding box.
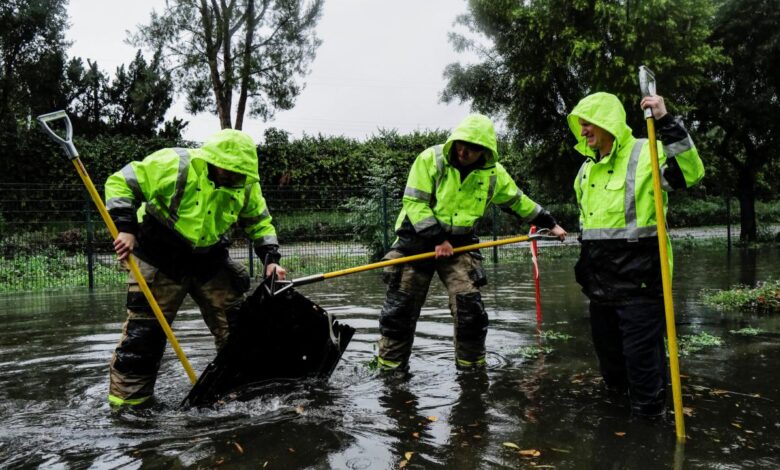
[0,250,125,292]
[702,280,780,313]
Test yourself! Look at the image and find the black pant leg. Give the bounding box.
[589,301,629,392]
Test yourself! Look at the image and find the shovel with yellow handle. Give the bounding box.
[639,66,686,443]
[37,110,197,385]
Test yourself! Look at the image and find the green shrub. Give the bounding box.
[702,280,780,313]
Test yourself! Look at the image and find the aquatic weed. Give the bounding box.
[539,330,572,341]
[674,332,723,356]
[517,345,554,359]
[365,356,380,371]
[728,327,766,336]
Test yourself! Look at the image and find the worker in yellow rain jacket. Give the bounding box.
[376,114,567,371]
[568,92,704,417]
[105,129,285,407]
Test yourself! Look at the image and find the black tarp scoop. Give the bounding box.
[182,268,355,408]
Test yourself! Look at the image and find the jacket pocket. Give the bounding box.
[603,179,625,213]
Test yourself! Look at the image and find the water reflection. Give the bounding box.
[1,245,780,468]
[442,371,490,469]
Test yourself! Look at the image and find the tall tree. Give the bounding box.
[67,58,109,135]
[106,50,174,136]
[442,0,723,202]
[0,0,68,128]
[132,0,323,130]
[694,0,780,241]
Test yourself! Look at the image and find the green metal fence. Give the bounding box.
[0,183,543,293]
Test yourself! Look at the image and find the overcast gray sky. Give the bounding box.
[66,0,478,142]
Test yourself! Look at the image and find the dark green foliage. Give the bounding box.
[343,162,402,260]
[443,0,724,203]
[0,0,69,123]
[2,128,185,217]
[693,0,780,241]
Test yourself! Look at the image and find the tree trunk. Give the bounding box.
[199,0,232,129]
[234,0,256,131]
[737,167,757,242]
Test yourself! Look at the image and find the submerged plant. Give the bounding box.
[517,345,554,359]
[702,280,780,313]
[540,330,572,341]
[675,332,723,356]
[365,356,380,371]
[729,327,766,336]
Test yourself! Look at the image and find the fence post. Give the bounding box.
[492,205,498,264]
[84,192,95,290]
[726,195,732,251]
[248,238,254,278]
[381,186,389,252]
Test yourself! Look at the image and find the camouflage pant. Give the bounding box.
[108,257,249,405]
[377,250,488,369]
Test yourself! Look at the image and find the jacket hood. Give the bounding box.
[567,92,634,160]
[443,113,499,166]
[192,129,259,183]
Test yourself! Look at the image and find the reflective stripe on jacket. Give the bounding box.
[105,130,277,251]
[396,114,541,240]
[567,92,704,302]
[568,93,704,241]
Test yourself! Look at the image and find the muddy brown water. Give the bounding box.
[1,244,779,469]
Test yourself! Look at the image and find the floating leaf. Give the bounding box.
[503,442,521,449]
[405,451,414,460]
[520,449,541,457]
[295,405,305,414]
[731,422,742,429]
[412,432,420,439]
[427,416,438,422]
[233,442,244,454]
[614,432,626,437]
[683,407,694,417]
[399,460,408,469]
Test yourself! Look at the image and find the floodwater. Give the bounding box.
[1,244,780,469]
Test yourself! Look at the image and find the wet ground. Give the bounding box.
[1,243,779,469]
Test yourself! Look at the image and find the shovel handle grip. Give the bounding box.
[36,110,78,159]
